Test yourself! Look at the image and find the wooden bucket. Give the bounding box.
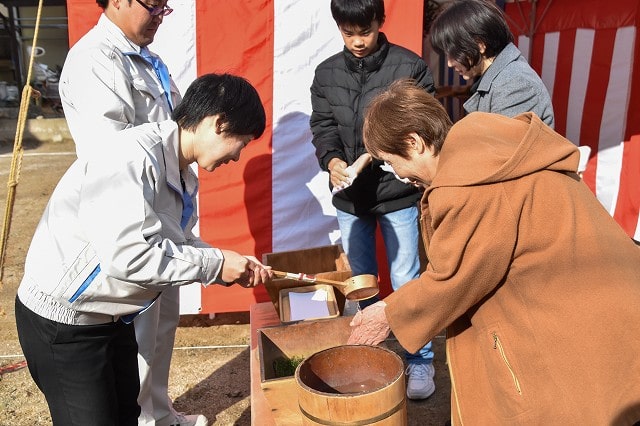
[295,345,407,425]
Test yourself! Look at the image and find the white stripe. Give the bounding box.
[150,0,198,94]
[594,26,634,217]
[566,29,595,145]
[272,0,343,252]
[598,26,634,151]
[150,0,201,314]
[594,142,624,216]
[541,32,559,105]
[517,35,530,63]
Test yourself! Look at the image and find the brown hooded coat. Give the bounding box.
[384,112,640,425]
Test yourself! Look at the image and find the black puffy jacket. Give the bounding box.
[310,32,435,215]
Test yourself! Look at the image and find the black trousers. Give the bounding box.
[15,296,141,426]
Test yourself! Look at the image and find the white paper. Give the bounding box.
[288,289,331,321]
[380,163,412,184]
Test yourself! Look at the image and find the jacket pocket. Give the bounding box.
[479,323,532,420]
[131,76,163,100]
[492,331,522,395]
[54,244,155,316]
[53,243,101,302]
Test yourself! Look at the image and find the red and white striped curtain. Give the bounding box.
[66,0,423,313]
[503,0,640,241]
[66,0,640,313]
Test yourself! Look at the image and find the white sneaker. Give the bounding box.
[405,363,435,400]
[168,413,209,426]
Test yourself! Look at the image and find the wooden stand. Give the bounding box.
[250,302,282,425]
[250,302,354,425]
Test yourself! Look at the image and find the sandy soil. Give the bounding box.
[0,136,450,425]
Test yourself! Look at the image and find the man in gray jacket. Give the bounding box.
[58,1,197,425]
[16,73,271,426]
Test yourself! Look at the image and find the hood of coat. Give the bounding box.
[427,112,579,193]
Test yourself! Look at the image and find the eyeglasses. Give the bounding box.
[135,0,173,16]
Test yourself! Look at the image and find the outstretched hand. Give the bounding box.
[220,250,273,287]
[347,301,391,346]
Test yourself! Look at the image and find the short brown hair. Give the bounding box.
[363,79,452,159]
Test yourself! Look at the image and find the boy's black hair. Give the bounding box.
[172,73,266,139]
[330,0,385,28]
[430,0,513,70]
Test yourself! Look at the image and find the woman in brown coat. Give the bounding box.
[348,79,640,425]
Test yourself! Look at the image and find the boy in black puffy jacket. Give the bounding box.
[309,0,438,401]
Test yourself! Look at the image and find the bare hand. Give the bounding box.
[351,153,372,175]
[220,250,273,287]
[347,301,391,345]
[328,158,351,188]
[242,255,273,287]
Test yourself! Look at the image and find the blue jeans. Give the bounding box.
[337,206,434,364]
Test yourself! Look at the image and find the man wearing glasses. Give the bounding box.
[59,2,206,426]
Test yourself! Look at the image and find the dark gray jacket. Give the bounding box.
[310,33,435,215]
[465,43,555,128]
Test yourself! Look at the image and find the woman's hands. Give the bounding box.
[347,301,392,346]
[220,250,273,287]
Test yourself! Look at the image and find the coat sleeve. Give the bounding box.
[309,74,345,170]
[384,184,517,353]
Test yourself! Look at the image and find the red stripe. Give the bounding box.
[385,0,424,55]
[581,155,597,196]
[529,33,544,75]
[550,29,577,138]
[65,0,101,46]
[196,0,275,311]
[579,29,618,194]
[580,29,616,153]
[613,136,640,238]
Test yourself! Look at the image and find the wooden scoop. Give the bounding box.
[272,270,379,301]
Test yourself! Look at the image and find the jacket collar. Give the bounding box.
[343,32,390,73]
[157,121,198,196]
[96,13,144,56]
[136,121,198,196]
[474,42,522,94]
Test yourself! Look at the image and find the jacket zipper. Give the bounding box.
[354,59,365,161]
[492,332,522,395]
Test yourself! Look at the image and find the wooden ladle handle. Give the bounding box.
[271,270,347,287]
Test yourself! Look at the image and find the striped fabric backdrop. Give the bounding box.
[66,0,423,314]
[504,0,640,241]
[66,0,639,313]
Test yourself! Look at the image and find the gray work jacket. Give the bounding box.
[18,122,225,325]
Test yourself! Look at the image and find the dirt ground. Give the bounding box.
[0,134,451,425]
